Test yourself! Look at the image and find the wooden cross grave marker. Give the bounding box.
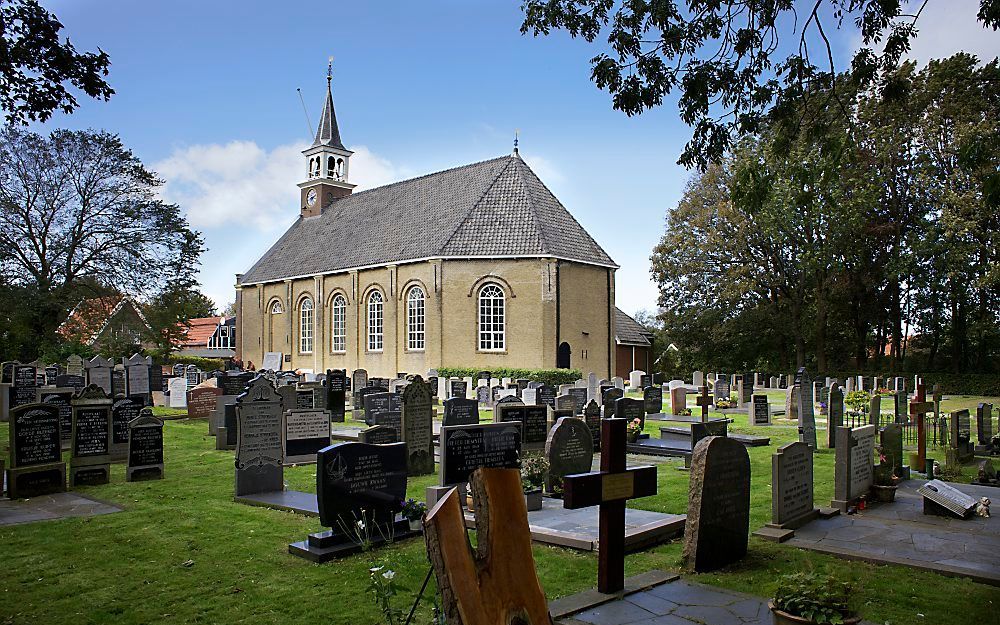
[562,417,657,594]
[696,385,712,423]
[910,383,934,473]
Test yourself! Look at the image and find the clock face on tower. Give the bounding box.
[306,188,318,207]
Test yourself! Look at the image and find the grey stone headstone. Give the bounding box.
[359,425,399,445]
[235,376,284,496]
[795,368,816,449]
[751,394,771,426]
[544,416,594,492]
[769,441,817,528]
[831,424,876,512]
[682,436,751,573]
[401,376,434,475]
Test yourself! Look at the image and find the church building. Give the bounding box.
[235,71,619,378]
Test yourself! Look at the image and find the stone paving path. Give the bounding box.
[787,478,1000,586]
[0,492,122,526]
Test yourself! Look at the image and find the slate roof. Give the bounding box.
[615,307,652,346]
[241,154,616,284]
[312,79,346,150]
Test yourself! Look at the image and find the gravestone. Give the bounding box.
[831,424,876,512]
[566,387,588,414]
[827,384,844,448]
[443,397,479,426]
[670,386,687,415]
[495,404,549,450]
[555,393,575,413]
[449,379,468,400]
[602,387,623,416]
[359,425,398,444]
[261,351,283,371]
[66,355,85,377]
[587,372,599,402]
[476,385,491,407]
[976,403,994,451]
[85,356,113,395]
[583,399,601,451]
[949,409,973,461]
[38,388,74,449]
[8,364,38,417]
[187,385,222,420]
[439,422,522,486]
[880,423,908,479]
[124,354,151,404]
[544,417,594,492]
[643,386,663,415]
[44,365,58,386]
[168,378,187,408]
[628,370,644,389]
[234,376,284,497]
[363,391,398,425]
[795,368,817,449]
[713,377,731,404]
[127,409,164,481]
[682,436,751,572]
[371,409,401,435]
[110,396,141,461]
[288,441,415,562]
[521,388,537,405]
[283,409,331,465]
[6,402,66,498]
[401,376,434,475]
[536,384,556,409]
[692,371,704,387]
[768,441,818,529]
[70,385,113,486]
[614,397,646,430]
[323,369,346,423]
[351,369,369,407]
[751,394,771,426]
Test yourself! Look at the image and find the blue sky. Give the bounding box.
[38,1,996,316]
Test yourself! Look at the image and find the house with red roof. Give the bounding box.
[57,295,153,351]
[175,316,236,358]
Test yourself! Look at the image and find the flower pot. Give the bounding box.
[871,484,897,503]
[768,601,861,625]
[524,489,543,512]
[408,518,422,532]
[627,432,640,443]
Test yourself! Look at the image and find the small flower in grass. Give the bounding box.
[382,570,396,580]
[369,565,382,574]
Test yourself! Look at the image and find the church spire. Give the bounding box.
[312,58,346,150]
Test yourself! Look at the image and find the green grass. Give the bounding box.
[1,395,998,625]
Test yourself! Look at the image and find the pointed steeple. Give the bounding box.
[312,60,346,150]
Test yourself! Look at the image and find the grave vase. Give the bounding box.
[870,484,897,503]
[768,602,861,625]
[524,489,542,512]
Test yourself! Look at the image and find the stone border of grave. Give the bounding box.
[548,570,678,620]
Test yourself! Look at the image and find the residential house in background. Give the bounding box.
[57,295,153,352]
[175,316,237,358]
[614,307,654,377]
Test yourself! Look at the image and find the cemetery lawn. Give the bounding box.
[1,395,997,625]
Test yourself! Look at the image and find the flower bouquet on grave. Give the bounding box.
[626,418,643,443]
[679,407,692,416]
[769,572,860,625]
[400,498,427,531]
[715,397,736,410]
[870,447,900,503]
[520,453,549,511]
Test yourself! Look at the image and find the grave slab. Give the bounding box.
[0,491,122,526]
[787,478,1000,586]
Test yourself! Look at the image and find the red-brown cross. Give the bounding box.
[562,418,657,594]
[695,385,712,423]
[910,384,934,473]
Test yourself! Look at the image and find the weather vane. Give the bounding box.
[514,128,520,155]
[327,56,334,85]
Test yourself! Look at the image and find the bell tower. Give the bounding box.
[299,60,355,217]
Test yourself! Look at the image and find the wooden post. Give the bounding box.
[696,385,712,423]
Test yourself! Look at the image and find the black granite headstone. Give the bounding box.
[316,441,407,528]
[443,397,479,426]
[439,422,522,486]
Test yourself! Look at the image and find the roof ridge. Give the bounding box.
[510,156,550,253]
[515,156,615,265]
[438,155,517,254]
[349,154,510,198]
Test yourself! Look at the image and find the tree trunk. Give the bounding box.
[424,468,552,625]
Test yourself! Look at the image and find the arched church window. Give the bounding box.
[330,294,347,353]
[367,290,384,352]
[478,283,505,351]
[299,298,313,353]
[406,286,425,350]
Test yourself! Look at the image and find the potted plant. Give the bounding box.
[769,572,860,625]
[626,418,643,443]
[520,454,548,511]
[716,397,736,410]
[870,447,899,503]
[400,498,427,531]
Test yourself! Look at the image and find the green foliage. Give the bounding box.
[772,572,854,624]
[436,367,581,386]
[161,354,226,372]
[366,564,405,625]
[521,0,1000,169]
[0,0,114,125]
[844,391,870,415]
[519,453,549,492]
[38,340,94,365]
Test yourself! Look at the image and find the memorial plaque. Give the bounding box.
[442,398,479,426]
[110,396,141,461]
[545,417,594,492]
[439,422,522,486]
[317,442,407,528]
[682,436,751,572]
[7,403,66,497]
[770,441,817,528]
[359,425,398,445]
[127,410,164,481]
[283,409,331,464]
[187,386,222,419]
[234,376,284,496]
[567,387,588,414]
[614,397,646,429]
[751,394,771,426]
[643,386,663,414]
[401,376,434,475]
[536,384,556,409]
[220,372,255,396]
[70,385,113,486]
[448,379,467,400]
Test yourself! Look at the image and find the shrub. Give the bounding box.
[437,367,582,386]
[772,572,854,624]
[163,354,227,371]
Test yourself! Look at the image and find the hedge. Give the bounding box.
[436,367,582,387]
[162,354,228,372]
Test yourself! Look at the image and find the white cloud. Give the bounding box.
[155,141,409,232]
[521,153,565,185]
[851,0,998,66]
